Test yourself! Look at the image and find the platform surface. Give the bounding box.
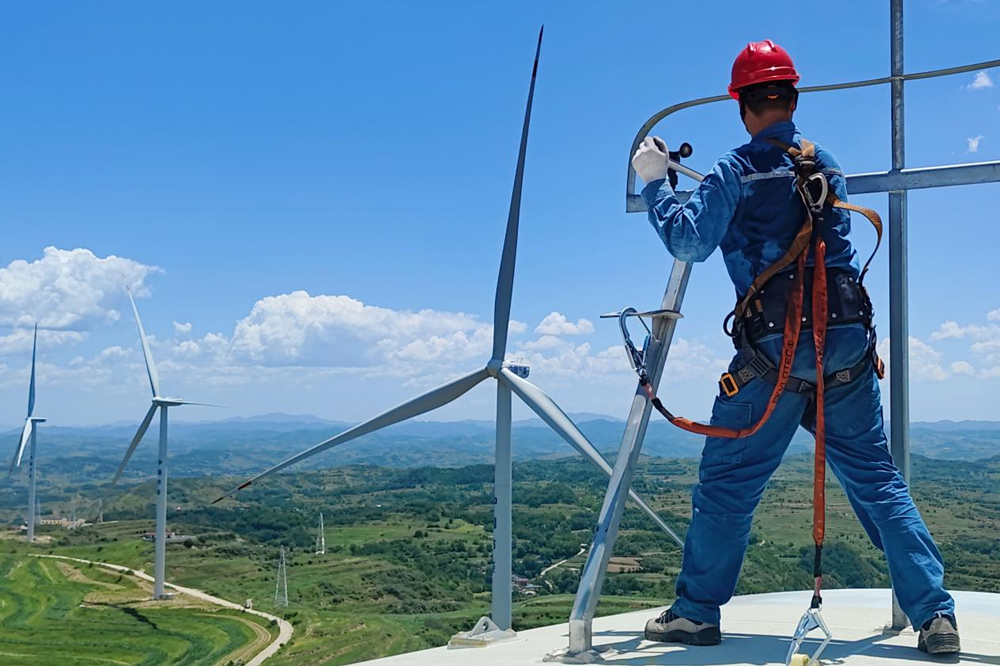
[360,589,999,665]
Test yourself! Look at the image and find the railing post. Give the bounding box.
[888,0,911,631]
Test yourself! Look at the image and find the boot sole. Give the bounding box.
[644,626,722,646]
[919,634,961,655]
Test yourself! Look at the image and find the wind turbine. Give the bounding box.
[214,28,681,633]
[97,284,205,599]
[9,325,46,542]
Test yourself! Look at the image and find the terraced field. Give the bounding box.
[0,547,276,665]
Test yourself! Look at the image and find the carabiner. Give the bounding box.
[802,172,829,215]
[785,606,833,666]
[618,307,651,382]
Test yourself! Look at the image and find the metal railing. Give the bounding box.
[561,0,1000,657]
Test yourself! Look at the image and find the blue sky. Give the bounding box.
[0,0,998,427]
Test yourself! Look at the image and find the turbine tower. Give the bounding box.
[97,284,206,599]
[274,546,289,608]
[215,28,681,634]
[9,325,46,542]
[315,513,326,555]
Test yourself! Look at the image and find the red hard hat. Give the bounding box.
[728,40,800,100]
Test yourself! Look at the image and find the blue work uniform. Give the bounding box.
[641,120,954,630]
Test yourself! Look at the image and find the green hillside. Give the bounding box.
[7,452,993,665]
[0,546,276,665]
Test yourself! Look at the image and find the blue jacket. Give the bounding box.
[641,120,860,296]
[641,120,868,376]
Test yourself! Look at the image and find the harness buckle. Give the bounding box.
[719,373,739,397]
[748,351,773,376]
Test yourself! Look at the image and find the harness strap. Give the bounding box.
[728,139,818,329]
[830,195,883,284]
[721,334,879,398]
[636,136,883,457]
[811,233,828,602]
[648,247,807,440]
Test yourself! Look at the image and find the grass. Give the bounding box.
[0,545,276,666]
[3,453,996,665]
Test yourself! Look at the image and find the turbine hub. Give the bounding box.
[486,359,503,379]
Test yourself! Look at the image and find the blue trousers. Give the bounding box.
[672,326,954,630]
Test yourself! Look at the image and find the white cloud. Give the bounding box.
[0,328,87,356]
[967,135,984,153]
[950,361,975,376]
[173,321,193,335]
[534,312,595,336]
[925,311,1000,373]
[0,247,158,339]
[226,291,526,372]
[971,339,1000,364]
[878,336,949,382]
[967,70,994,90]
[931,320,978,340]
[930,319,999,341]
[519,334,571,352]
[518,335,727,382]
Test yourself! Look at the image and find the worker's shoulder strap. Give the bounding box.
[730,138,817,323]
[829,196,882,284]
[766,136,884,285]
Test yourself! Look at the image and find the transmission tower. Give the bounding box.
[274,546,289,608]
[315,513,326,555]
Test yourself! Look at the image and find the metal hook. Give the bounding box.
[803,172,829,213]
[617,307,650,380]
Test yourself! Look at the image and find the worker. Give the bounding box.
[631,40,959,655]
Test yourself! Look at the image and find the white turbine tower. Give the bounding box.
[215,28,682,635]
[9,325,46,542]
[98,284,206,599]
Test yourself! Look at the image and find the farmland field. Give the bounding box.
[2,451,997,665]
[0,546,276,666]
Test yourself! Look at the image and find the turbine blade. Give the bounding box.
[172,400,222,408]
[126,283,161,397]
[95,404,158,518]
[491,26,543,363]
[8,420,32,476]
[500,368,683,546]
[213,368,490,503]
[27,324,37,418]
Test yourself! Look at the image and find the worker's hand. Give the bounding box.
[632,136,670,184]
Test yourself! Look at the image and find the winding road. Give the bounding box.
[33,554,293,666]
[539,545,587,578]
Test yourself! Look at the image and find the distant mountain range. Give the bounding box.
[1,413,997,487]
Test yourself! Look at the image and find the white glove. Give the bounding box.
[632,136,671,185]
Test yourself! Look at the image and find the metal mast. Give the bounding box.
[316,513,326,555]
[274,546,289,608]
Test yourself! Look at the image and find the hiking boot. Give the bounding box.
[918,613,961,655]
[643,607,721,645]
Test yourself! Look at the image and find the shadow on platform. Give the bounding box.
[589,629,998,665]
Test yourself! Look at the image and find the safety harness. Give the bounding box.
[620,138,885,620]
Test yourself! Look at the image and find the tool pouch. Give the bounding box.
[740,267,873,345]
